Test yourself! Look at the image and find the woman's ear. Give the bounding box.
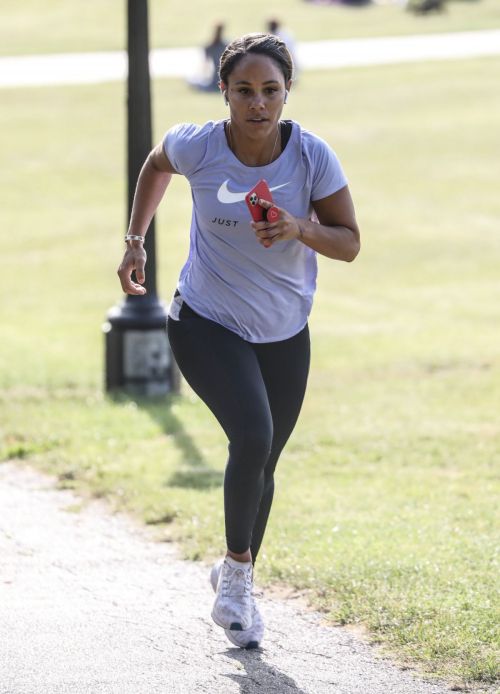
[220,82,228,105]
[284,81,292,105]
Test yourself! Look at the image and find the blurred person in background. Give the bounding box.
[117,32,360,650]
[188,22,228,92]
[405,0,446,13]
[266,18,299,80]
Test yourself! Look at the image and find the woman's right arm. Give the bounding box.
[117,143,178,295]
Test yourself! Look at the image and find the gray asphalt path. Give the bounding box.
[1,29,499,88]
[0,462,458,694]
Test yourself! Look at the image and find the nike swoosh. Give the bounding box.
[217,180,289,204]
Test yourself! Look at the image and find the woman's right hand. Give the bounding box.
[117,243,147,295]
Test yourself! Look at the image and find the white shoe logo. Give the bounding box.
[217,179,289,204]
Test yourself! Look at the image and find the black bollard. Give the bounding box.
[104,0,179,396]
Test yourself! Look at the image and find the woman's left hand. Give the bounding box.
[251,198,302,248]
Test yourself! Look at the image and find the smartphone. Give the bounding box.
[245,179,280,223]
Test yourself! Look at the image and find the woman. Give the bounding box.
[117,33,360,649]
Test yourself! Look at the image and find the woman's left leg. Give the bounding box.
[250,325,311,563]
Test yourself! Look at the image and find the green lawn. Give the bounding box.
[1,56,499,688]
[0,0,499,55]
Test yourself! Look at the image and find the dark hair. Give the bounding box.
[219,33,294,85]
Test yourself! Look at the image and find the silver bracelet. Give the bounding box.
[125,234,145,243]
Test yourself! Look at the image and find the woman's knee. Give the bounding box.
[228,422,273,472]
[261,472,275,498]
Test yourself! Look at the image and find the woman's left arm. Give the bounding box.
[254,185,360,262]
[303,186,360,261]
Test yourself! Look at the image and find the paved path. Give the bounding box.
[0,462,458,694]
[1,29,499,88]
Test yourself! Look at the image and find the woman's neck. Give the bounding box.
[226,121,281,167]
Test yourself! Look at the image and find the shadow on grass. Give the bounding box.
[110,392,223,492]
[224,648,307,693]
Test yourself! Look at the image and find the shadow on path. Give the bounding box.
[224,648,307,694]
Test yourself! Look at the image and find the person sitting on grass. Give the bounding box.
[406,0,446,14]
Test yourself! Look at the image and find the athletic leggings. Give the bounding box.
[167,298,310,562]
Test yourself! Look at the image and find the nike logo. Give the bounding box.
[217,179,289,204]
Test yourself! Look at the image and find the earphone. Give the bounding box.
[284,90,289,104]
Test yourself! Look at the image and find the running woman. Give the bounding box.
[117,32,360,649]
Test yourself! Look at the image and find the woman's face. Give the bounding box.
[222,54,290,138]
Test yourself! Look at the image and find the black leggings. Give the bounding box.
[167,300,310,562]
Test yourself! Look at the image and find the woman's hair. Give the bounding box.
[219,33,294,85]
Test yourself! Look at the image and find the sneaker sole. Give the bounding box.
[211,608,249,631]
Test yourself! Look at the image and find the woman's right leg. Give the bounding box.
[167,303,274,556]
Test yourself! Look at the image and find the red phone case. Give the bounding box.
[245,179,280,223]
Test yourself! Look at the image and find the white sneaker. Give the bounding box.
[210,556,253,632]
[210,559,264,649]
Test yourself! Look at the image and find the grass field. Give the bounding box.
[0,0,499,55]
[1,33,499,693]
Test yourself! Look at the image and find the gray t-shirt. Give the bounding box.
[164,119,347,343]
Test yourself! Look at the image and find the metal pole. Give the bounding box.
[103,0,180,396]
[127,0,157,297]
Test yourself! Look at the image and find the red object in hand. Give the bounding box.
[245,179,279,223]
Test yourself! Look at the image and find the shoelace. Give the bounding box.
[222,565,252,597]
